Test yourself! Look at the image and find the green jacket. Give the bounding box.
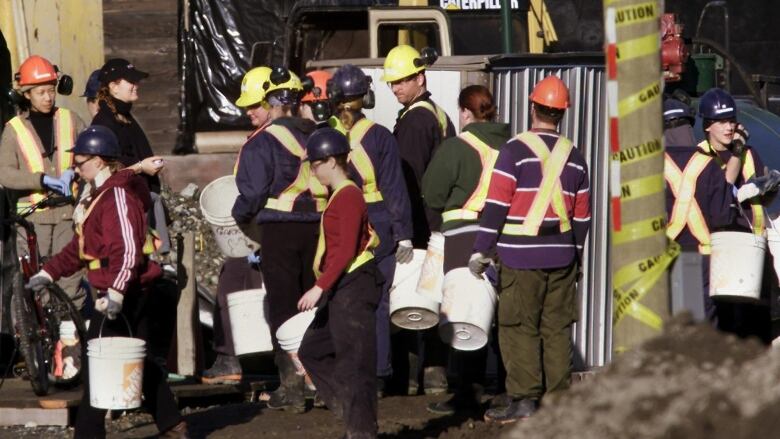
[421,121,511,232]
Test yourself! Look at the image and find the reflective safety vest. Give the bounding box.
[263,124,329,212]
[698,140,764,235]
[8,109,75,212]
[329,116,347,134]
[664,152,715,254]
[501,132,573,236]
[233,123,269,176]
[400,100,448,137]
[347,118,383,203]
[76,189,157,270]
[313,180,380,279]
[441,132,499,224]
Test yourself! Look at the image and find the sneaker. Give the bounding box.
[484,398,539,424]
[200,355,242,384]
[423,366,448,395]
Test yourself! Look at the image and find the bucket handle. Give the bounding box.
[95,313,133,354]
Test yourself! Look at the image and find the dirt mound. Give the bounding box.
[506,313,780,439]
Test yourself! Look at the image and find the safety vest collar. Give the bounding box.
[400,98,448,137]
[442,132,499,224]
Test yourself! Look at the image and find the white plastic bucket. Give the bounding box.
[439,268,497,351]
[389,249,440,330]
[276,309,317,353]
[227,289,273,355]
[416,232,445,303]
[709,231,766,301]
[199,175,259,258]
[87,336,146,410]
[767,225,780,284]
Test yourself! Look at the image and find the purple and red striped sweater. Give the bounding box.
[473,129,591,269]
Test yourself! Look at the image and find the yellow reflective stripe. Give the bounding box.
[742,150,765,235]
[442,209,479,222]
[88,259,101,270]
[506,132,573,235]
[55,109,74,170]
[348,118,383,203]
[313,180,378,278]
[403,101,448,137]
[459,132,499,213]
[664,153,712,249]
[9,117,46,211]
[329,116,347,134]
[264,125,329,212]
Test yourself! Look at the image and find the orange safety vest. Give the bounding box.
[400,100,448,137]
[347,118,383,203]
[263,124,329,212]
[442,132,500,224]
[8,109,75,212]
[502,132,573,236]
[664,152,715,254]
[698,140,764,235]
[312,180,379,279]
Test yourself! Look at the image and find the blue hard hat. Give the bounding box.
[305,128,351,162]
[70,125,120,158]
[663,98,695,123]
[699,88,737,120]
[328,64,371,103]
[81,69,101,98]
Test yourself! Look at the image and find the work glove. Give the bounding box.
[761,169,780,195]
[468,252,492,280]
[247,250,262,266]
[740,169,780,202]
[26,271,53,293]
[95,289,124,320]
[42,175,68,195]
[58,169,76,197]
[395,240,414,264]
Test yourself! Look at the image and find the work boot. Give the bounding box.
[423,366,448,395]
[200,354,242,384]
[265,352,306,413]
[159,421,190,439]
[483,398,539,424]
[426,385,483,415]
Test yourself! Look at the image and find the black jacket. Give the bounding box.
[91,98,159,192]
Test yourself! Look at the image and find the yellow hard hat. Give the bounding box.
[236,66,272,108]
[381,45,425,83]
[265,67,303,95]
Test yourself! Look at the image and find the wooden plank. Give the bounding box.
[176,232,199,376]
[102,0,177,14]
[0,407,69,426]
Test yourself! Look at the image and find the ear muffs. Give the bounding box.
[57,75,73,96]
[264,66,291,90]
[301,75,315,94]
[311,101,332,123]
[414,47,439,68]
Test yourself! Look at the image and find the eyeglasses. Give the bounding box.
[73,156,96,168]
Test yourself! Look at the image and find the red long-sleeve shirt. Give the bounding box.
[315,184,372,291]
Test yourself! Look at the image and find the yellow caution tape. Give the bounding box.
[612,214,667,245]
[620,173,665,202]
[618,81,661,117]
[614,1,657,27]
[616,33,659,63]
[611,138,662,165]
[613,241,681,289]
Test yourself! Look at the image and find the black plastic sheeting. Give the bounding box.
[176,0,396,153]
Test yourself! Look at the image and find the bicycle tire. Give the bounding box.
[41,283,87,388]
[10,271,49,396]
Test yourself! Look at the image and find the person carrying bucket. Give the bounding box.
[26,126,187,438]
[421,85,509,416]
[297,128,384,439]
[697,88,780,340]
[663,96,738,322]
[383,44,455,396]
[469,76,591,424]
[327,64,414,396]
[232,65,326,412]
[200,67,271,385]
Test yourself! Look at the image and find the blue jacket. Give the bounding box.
[349,118,413,245]
[232,117,320,224]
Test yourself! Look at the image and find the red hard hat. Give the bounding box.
[301,70,332,103]
[16,55,58,87]
[530,75,569,110]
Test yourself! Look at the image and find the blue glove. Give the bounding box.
[247,251,262,266]
[42,175,68,195]
[58,169,76,197]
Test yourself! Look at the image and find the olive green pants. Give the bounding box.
[498,263,578,400]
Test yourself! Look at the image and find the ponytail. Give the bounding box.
[337,98,364,131]
[97,84,129,124]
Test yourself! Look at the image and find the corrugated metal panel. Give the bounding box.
[492,60,611,368]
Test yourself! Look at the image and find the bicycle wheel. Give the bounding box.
[10,271,49,396]
[39,283,88,388]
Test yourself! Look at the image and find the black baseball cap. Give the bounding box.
[98,58,149,84]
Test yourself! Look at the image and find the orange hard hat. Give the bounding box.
[530,75,569,110]
[16,55,58,88]
[301,70,332,103]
